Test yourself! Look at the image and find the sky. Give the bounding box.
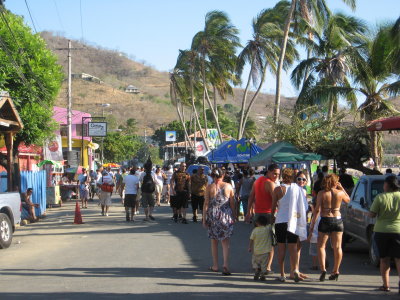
[5,0,400,97]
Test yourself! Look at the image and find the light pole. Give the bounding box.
[99,103,110,165]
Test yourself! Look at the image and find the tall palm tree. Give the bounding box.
[273,0,356,124]
[192,10,240,143]
[236,2,298,139]
[291,13,367,118]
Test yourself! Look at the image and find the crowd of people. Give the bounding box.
[70,161,399,293]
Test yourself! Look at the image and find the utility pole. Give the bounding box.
[67,40,72,151]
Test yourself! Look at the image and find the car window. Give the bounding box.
[370,180,384,203]
[352,182,366,204]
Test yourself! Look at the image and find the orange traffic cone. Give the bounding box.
[74,201,84,224]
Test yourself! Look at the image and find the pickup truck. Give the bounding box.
[0,192,21,249]
[340,175,400,266]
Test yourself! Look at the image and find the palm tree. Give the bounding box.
[273,0,356,124]
[236,2,298,139]
[291,13,367,118]
[192,10,240,143]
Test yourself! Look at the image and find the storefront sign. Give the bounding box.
[88,122,107,137]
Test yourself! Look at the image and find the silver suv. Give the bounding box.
[340,175,399,266]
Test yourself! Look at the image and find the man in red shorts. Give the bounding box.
[246,164,280,274]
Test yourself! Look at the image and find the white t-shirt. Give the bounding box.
[123,174,139,195]
[139,171,157,183]
[155,172,164,186]
[165,169,174,185]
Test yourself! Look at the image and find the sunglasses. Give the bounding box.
[297,177,307,182]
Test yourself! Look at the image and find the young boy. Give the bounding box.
[248,215,272,281]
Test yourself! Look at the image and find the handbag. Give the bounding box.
[100,176,114,192]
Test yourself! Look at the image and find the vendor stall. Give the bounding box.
[207,138,262,164]
[37,160,63,207]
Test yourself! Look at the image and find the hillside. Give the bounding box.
[42,31,399,139]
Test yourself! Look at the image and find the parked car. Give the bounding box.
[0,192,21,249]
[341,175,400,266]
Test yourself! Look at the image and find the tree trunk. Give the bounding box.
[190,74,209,151]
[201,56,223,143]
[327,97,335,119]
[241,61,269,138]
[273,0,297,124]
[213,85,218,123]
[170,82,193,150]
[238,55,255,139]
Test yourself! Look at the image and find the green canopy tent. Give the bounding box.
[248,142,322,167]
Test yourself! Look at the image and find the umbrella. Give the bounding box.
[103,163,120,168]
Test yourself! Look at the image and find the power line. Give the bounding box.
[53,0,65,32]
[79,0,84,39]
[24,0,37,33]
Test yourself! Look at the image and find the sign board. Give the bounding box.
[88,122,107,137]
[206,129,220,149]
[43,135,63,161]
[195,141,207,157]
[165,131,176,142]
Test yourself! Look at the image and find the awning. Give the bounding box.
[37,160,63,168]
[367,116,400,132]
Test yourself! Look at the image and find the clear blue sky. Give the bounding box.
[5,0,400,97]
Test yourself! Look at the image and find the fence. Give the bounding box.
[20,170,47,217]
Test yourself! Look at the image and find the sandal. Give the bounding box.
[378,285,390,292]
[208,266,218,272]
[222,267,231,276]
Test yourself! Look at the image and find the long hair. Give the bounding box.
[322,174,339,191]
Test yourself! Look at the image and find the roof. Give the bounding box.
[188,129,232,140]
[0,93,24,132]
[164,140,194,148]
[126,85,138,89]
[53,106,91,125]
[367,116,400,132]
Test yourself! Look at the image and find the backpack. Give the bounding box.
[141,172,155,193]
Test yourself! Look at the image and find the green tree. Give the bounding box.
[291,13,367,117]
[0,10,63,184]
[102,132,142,162]
[273,0,356,124]
[236,2,298,139]
[191,10,240,143]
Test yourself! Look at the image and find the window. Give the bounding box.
[370,180,384,204]
[352,182,366,204]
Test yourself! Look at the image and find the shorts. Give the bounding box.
[253,213,272,226]
[124,194,137,208]
[155,184,163,195]
[252,253,269,273]
[374,232,400,258]
[99,190,112,206]
[141,192,155,208]
[170,195,177,208]
[318,217,344,233]
[173,191,189,209]
[275,222,299,244]
[191,194,204,211]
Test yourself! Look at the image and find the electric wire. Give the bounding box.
[79,0,84,39]
[24,0,37,33]
[53,0,65,32]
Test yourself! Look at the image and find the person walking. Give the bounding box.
[140,159,157,222]
[78,168,89,209]
[237,169,255,219]
[246,164,280,274]
[88,169,97,201]
[248,215,273,281]
[164,165,174,204]
[272,169,308,282]
[171,163,190,224]
[203,168,235,275]
[98,170,114,216]
[309,174,350,281]
[123,167,140,222]
[154,166,165,207]
[369,175,400,293]
[119,168,128,202]
[190,167,208,223]
[338,168,355,195]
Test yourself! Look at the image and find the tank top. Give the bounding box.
[275,184,291,224]
[254,176,273,214]
[240,177,254,197]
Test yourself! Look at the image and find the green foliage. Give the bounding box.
[267,107,372,172]
[136,144,163,166]
[0,10,63,149]
[102,132,142,163]
[153,120,188,148]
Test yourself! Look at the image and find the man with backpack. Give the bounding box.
[140,158,157,222]
[171,162,191,224]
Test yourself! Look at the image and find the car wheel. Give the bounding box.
[369,232,380,267]
[0,213,13,249]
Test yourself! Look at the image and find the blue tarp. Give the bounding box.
[207,138,263,163]
[20,170,47,217]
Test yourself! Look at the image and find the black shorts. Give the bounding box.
[173,191,189,209]
[191,194,204,211]
[275,222,299,244]
[170,195,177,208]
[124,194,137,208]
[374,232,400,259]
[318,217,344,233]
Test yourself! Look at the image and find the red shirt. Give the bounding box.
[254,176,273,214]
